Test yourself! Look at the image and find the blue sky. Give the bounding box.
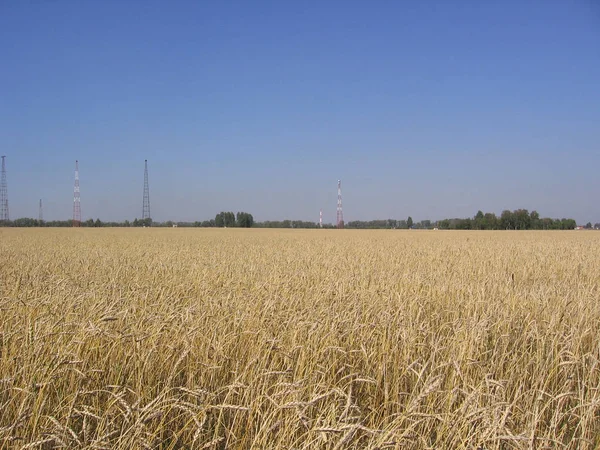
[1,1,599,223]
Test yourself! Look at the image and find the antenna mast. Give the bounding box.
[39,199,43,222]
[320,209,323,228]
[73,160,81,227]
[142,160,151,222]
[0,156,8,222]
[336,180,344,229]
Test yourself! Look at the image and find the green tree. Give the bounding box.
[540,217,554,230]
[560,218,576,230]
[215,212,236,227]
[13,218,36,227]
[474,210,484,229]
[500,210,514,229]
[484,213,498,230]
[437,219,450,229]
[530,211,540,229]
[236,212,254,228]
[456,218,472,230]
[225,212,235,227]
[407,216,413,229]
[513,209,531,230]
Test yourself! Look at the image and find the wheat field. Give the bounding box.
[0,228,599,449]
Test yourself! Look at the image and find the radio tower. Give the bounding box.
[0,156,8,222]
[336,180,344,229]
[73,160,81,227]
[142,160,151,223]
[39,199,43,222]
[319,209,323,228]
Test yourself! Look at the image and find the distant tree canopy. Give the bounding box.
[347,220,402,229]
[11,218,44,227]
[213,211,254,228]
[435,210,577,230]
[236,212,254,228]
[132,218,152,227]
[0,209,585,230]
[215,212,235,227]
[255,220,327,229]
[345,210,580,230]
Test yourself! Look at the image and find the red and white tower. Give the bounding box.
[336,180,344,229]
[73,160,81,227]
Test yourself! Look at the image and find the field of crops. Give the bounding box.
[1,228,599,449]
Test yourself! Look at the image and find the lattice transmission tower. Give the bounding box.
[73,160,81,227]
[0,156,8,222]
[336,180,344,229]
[142,160,151,222]
[39,199,43,222]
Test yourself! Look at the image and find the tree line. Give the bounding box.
[0,218,153,227]
[437,210,578,230]
[0,209,593,230]
[346,210,583,230]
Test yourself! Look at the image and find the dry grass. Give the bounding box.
[1,228,599,449]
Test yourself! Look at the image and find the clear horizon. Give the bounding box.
[1,2,599,224]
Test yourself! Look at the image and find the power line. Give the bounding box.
[73,160,81,227]
[142,160,151,221]
[0,156,8,222]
